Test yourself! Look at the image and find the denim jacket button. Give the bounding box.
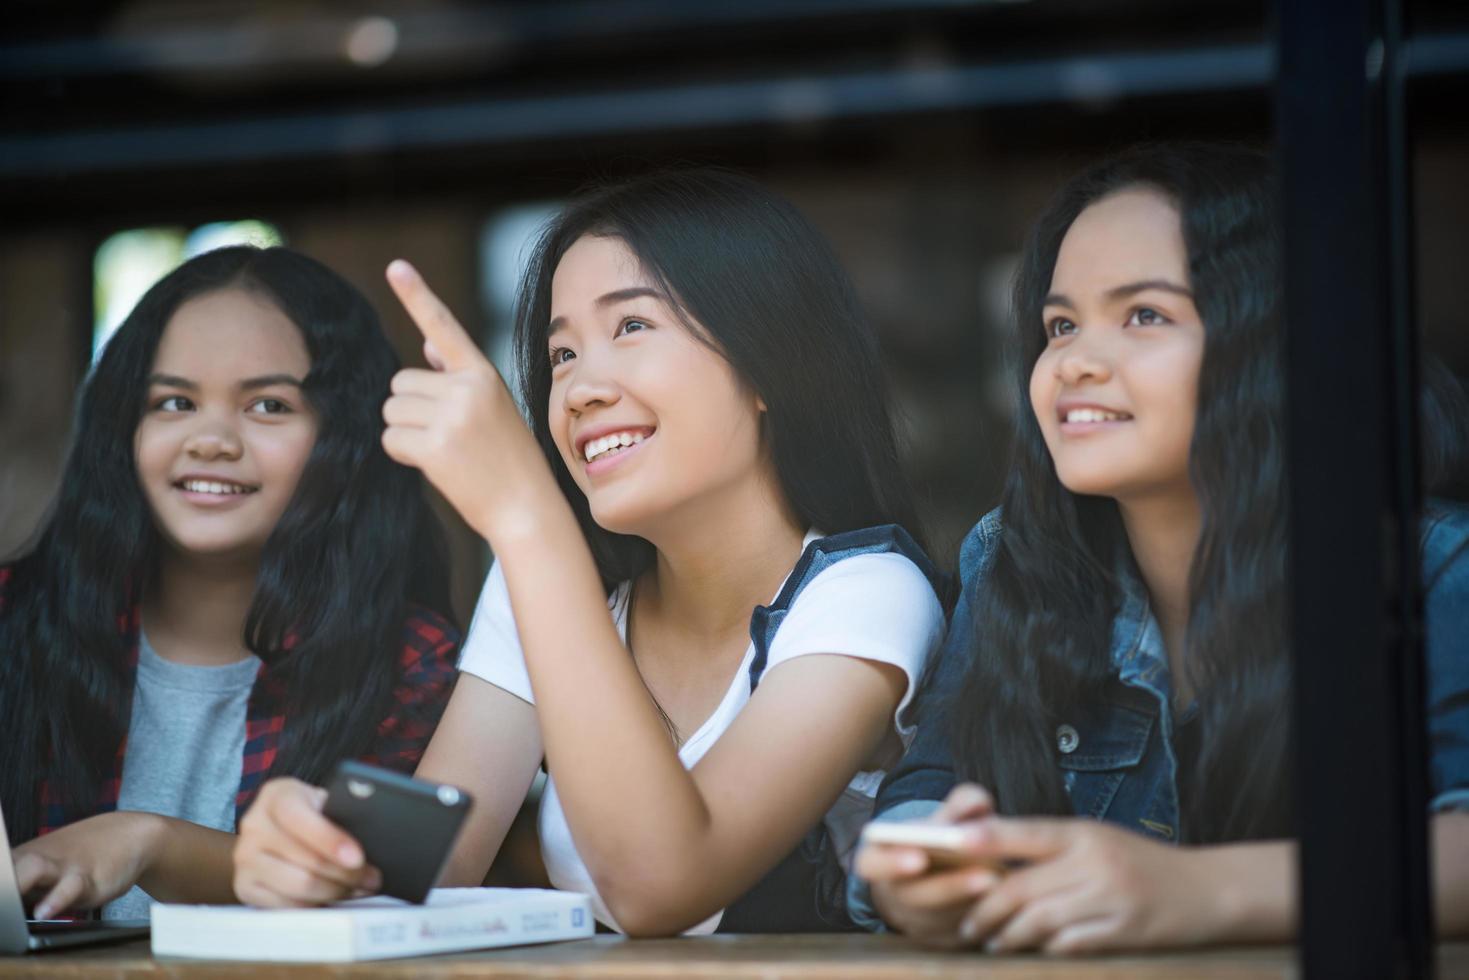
[1056,724,1080,754]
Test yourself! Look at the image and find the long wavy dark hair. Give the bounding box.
[952,144,1291,843]
[512,169,924,584]
[0,245,454,844]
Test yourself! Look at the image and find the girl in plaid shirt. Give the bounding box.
[1,246,459,919]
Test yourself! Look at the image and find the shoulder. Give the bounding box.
[956,507,1004,588]
[1422,500,1469,590]
[788,524,944,616]
[796,549,942,615]
[797,524,943,591]
[767,531,946,668]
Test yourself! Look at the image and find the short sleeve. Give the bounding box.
[763,551,945,740]
[457,559,535,705]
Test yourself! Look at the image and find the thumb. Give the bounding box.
[385,260,485,373]
[933,783,995,824]
[966,816,1075,863]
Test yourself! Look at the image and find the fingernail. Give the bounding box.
[959,918,979,941]
[387,259,414,280]
[985,938,1002,954]
[337,843,362,867]
[34,904,51,920]
[900,851,926,872]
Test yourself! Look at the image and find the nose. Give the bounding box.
[183,416,244,461]
[561,350,621,416]
[1053,325,1113,386]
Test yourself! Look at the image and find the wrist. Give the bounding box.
[123,811,170,878]
[476,478,578,552]
[1196,842,1296,944]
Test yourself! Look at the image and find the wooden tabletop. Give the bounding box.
[2,935,1468,979]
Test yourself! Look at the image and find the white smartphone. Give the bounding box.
[859,821,1000,871]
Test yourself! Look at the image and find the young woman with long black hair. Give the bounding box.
[853,143,1469,951]
[234,170,946,934]
[1,246,459,920]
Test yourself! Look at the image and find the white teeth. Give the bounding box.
[1065,408,1129,424]
[181,479,252,495]
[584,431,647,463]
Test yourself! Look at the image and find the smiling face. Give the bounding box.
[134,287,318,562]
[546,234,768,537]
[1029,187,1205,502]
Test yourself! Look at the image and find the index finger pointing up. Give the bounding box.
[385,260,485,373]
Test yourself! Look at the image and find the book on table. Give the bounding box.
[151,887,593,962]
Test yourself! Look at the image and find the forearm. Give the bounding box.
[1191,840,1297,944]
[135,815,239,905]
[1191,815,1469,944]
[490,499,714,898]
[1434,812,1469,937]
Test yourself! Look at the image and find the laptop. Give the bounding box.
[0,805,150,953]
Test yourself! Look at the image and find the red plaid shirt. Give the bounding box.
[0,569,459,836]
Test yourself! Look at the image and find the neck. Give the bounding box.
[639,469,806,643]
[1117,488,1201,694]
[142,548,260,666]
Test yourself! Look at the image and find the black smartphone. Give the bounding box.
[321,760,473,903]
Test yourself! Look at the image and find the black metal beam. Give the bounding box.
[1276,0,1432,977]
[0,42,1273,179]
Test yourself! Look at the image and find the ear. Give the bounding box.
[755,394,768,413]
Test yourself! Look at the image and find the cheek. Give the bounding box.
[1028,355,1060,444]
[256,424,318,495]
[547,391,579,476]
[675,366,760,458]
[1134,341,1203,462]
[133,422,171,487]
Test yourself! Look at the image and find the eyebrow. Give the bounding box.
[548,287,671,335]
[1043,279,1194,309]
[146,372,304,390]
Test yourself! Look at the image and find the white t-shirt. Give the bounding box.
[457,531,945,934]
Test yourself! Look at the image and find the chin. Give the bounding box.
[584,489,665,539]
[158,528,265,562]
[1052,467,1129,500]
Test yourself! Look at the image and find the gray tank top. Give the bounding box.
[101,633,260,920]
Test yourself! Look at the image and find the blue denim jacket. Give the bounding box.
[849,502,1469,929]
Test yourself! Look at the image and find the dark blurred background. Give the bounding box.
[2,0,1467,620]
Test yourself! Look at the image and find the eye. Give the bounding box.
[549,346,576,367]
[246,397,292,415]
[1046,317,1077,339]
[1128,306,1169,327]
[615,318,650,338]
[154,395,194,412]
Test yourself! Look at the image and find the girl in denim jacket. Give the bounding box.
[854,143,1469,952]
[235,171,946,934]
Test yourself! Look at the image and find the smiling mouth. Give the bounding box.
[1061,408,1133,424]
[582,428,655,464]
[174,478,260,496]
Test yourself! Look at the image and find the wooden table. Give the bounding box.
[2,936,1467,979]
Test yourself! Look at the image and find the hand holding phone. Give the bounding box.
[859,820,1005,873]
[321,761,473,903]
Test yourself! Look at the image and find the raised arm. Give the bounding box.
[376,262,937,933]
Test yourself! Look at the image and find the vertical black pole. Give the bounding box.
[1276,0,1432,978]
